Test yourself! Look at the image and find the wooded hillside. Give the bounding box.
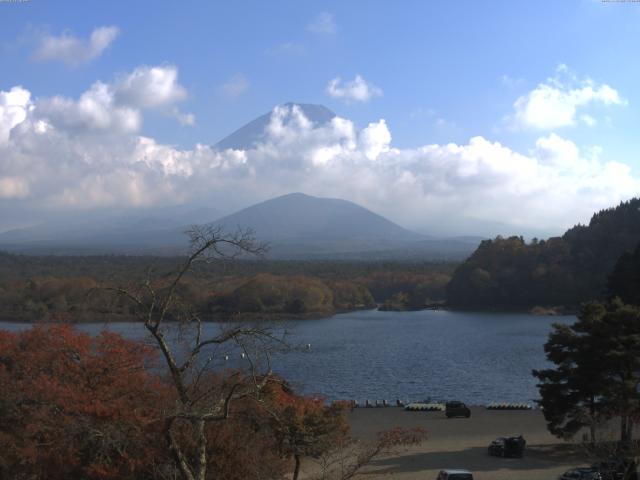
[447,198,640,309]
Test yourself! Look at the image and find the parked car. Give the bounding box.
[487,435,525,457]
[593,458,638,480]
[558,467,602,480]
[436,469,474,480]
[445,401,470,418]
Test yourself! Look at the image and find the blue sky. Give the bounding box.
[0,0,639,235]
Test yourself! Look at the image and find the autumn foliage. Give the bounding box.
[0,326,355,480]
[264,381,350,479]
[0,324,426,480]
[0,324,167,480]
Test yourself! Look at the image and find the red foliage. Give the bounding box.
[0,325,168,480]
[205,410,289,480]
[262,381,350,479]
[0,327,358,480]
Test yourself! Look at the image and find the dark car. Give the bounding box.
[445,401,470,418]
[593,458,638,480]
[559,468,602,480]
[487,435,525,458]
[436,469,474,480]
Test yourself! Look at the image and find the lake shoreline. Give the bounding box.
[0,303,577,324]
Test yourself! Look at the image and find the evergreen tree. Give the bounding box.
[608,243,640,306]
[534,300,640,445]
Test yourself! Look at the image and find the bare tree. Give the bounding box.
[112,225,286,480]
[312,427,427,480]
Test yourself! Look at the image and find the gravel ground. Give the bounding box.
[340,406,593,480]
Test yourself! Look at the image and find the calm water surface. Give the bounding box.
[1,309,573,405]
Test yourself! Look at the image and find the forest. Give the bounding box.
[446,198,640,310]
[0,252,455,322]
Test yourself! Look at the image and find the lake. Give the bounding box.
[0,309,573,405]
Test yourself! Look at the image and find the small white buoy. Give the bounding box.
[306,343,311,350]
[224,355,229,361]
[240,353,246,359]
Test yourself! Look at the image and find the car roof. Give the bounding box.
[441,469,472,474]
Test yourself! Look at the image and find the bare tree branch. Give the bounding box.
[110,225,284,480]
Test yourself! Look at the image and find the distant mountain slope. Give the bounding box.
[0,191,479,259]
[0,206,220,255]
[446,198,640,309]
[213,192,427,256]
[215,103,336,150]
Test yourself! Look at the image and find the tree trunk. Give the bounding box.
[293,454,301,480]
[621,415,631,446]
[194,418,207,480]
[166,420,196,480]
[623,417,634,451]
[589,397,597,444]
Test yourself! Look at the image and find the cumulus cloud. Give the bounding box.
[0,86,32,143]
[307,12,337,34]
[0,82,638,234]
[32,26,120,66]
[31,65,191,135]
[37,82,141,134]
[510,65,625,130]
[326,75,382,104]
[114,65,187,109]
[219,73,249,98]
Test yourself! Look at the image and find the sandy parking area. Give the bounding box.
[343,406,591,480]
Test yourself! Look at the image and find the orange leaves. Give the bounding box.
[0,324,167,480]
[264,380,351,463]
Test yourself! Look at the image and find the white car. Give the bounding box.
[437,469,474,480]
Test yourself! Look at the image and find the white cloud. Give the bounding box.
[37,82,141,134]
[114,65,187,109]
[219,73,249,98]
[32,26,120,66]
[511,66,625,130]
[326,75,382,104]
[534,133,582,170]
[33,65,191,134]
[359,120,391,160]
[0,85,638,235]
[0,86,32,144]
[307,12,337,34]
[174,110,196,126]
